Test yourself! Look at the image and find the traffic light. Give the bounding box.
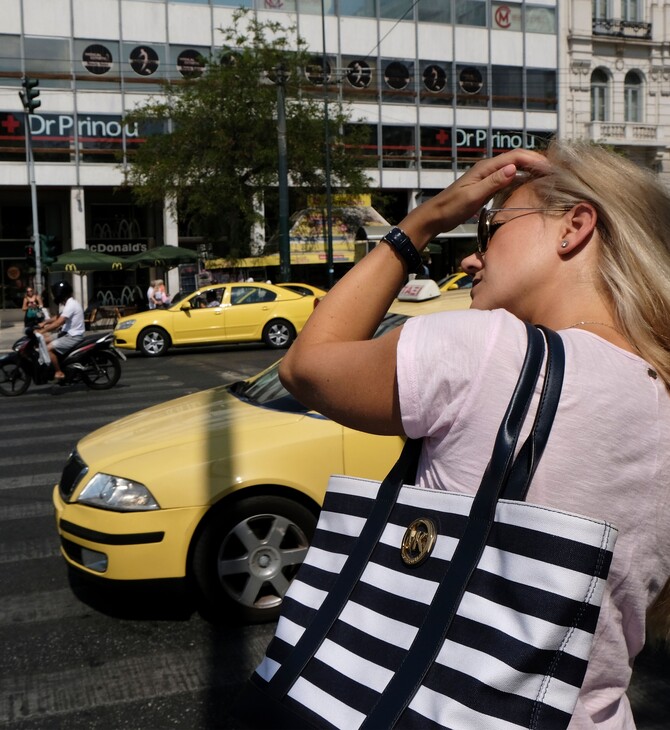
[39,234,57,266]
[19,77,41,114]
[25,244,36,266]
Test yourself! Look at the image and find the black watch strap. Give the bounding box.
[382,227,423,274]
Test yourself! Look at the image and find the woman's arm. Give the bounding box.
[22,297,29,312]
[279,151,550,435]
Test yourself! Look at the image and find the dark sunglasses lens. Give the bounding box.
[477,211,488,253]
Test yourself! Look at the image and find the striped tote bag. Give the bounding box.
[240,325,618,729]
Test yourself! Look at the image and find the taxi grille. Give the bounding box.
[59,451,89,501]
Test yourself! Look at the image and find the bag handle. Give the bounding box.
[501,326,565,501]
[267,323,551,702]
[362,325,564,729]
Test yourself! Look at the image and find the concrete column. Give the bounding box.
[163,198,179,295]
[69,187,88,305]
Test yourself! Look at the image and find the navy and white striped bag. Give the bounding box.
[241,326,618,729]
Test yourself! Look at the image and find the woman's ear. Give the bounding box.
[558,203,598,255]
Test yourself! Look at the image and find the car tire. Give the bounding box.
[262,319,296,349]
[138,326,171,357]
[80,351,122,390]
[191,495,318,624]
[0,361,31,396]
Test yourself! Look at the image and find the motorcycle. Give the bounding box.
[0,326,126,396]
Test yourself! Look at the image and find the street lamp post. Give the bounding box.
[321,0,335,288]
[275,65,291,283]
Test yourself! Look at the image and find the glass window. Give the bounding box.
[232,286,276,305]
[0,35,21,83]
[420,126,452,169]
[341,57,376,100]
[622,0,640,22]
[420,61,452,105]
[212,0,252,5]
[300,0,334,13]
[380,0,413,19]
[456,65,488,107]
[24,37,71,88]
[382,60,414,103]
[168,46,209,82]
[591,69,609,121]
[624,71,642,122]
[339,0,375,17]
[592,0,609,19]
[418,0,450,23]
[74,40,120,90]
[455,0,485,26]
[527,69,557,110]
[492,66,522,109]
[381,125,415,169]
[526,6,557,33]
[344,123,378,165]
[492,3,522,31]
[259,0,297,10]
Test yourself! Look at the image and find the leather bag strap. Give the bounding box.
[501,326,565,501]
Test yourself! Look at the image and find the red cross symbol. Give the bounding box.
[1,114,21,134]
[435,128,449,145]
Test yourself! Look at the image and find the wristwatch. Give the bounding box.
[382,227,423,274]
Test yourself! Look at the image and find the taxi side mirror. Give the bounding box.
[180,302,192,311]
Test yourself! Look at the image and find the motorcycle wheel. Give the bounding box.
[0,362,31,396]
[80,351,122,390]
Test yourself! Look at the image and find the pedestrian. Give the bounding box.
[21,285,44,326]
[278,140,670,726]
[38,280,85,380]
[146,280,156,309]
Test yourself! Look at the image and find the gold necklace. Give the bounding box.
[565,320,620,333]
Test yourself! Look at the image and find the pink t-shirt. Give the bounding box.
[396,308,670,728]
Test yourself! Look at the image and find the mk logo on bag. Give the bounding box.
[400,517,437,566]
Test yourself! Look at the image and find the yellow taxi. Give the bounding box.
[439,271,473,291]
[276,282,328,298]
[113,282,317,357]
[53,285,470,623]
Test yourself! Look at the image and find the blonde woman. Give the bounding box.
[279,141,670,727]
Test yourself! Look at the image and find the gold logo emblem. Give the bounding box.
[400,517,437,566]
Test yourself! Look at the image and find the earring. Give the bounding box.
[560,240,569,249]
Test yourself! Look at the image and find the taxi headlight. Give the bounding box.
[77,473,160,511]
[115,319,136,330]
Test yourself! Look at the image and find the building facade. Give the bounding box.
[2,0,561,311]
[560,0,670,180]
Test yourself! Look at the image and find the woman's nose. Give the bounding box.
[461,252,483,274]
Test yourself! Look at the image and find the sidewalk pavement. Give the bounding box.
[0,322,20,352]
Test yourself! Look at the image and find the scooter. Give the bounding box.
[0,326,126,396]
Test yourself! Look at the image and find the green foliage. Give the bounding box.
[123,9,371,258]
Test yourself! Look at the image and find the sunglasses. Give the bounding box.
[476,207,572,254]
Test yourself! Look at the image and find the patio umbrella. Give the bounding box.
[125,245,199,269]
[49,249,127,273]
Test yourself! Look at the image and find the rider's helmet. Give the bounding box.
[51,280,73,305]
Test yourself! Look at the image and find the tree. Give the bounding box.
[123,9,371,260]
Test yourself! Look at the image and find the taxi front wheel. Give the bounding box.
[262,319,296,349]
[191,495,317,624]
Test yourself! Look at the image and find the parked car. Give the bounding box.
[276,282,328,298]
[439,272,473,290]
[53,288,470,623]
[113,282,317,356]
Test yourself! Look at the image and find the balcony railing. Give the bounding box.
[592,18,651,40]
[588,122,660,145]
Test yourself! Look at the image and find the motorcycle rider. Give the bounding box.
[38,280,85,381]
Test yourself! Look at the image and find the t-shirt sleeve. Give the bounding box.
[396,308,526,439]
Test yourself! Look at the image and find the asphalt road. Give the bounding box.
[0,325,668,728]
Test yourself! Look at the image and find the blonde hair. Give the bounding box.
[494,139,670,389]
[496,140,670,644]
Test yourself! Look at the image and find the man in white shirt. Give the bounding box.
[39,280,85,380]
